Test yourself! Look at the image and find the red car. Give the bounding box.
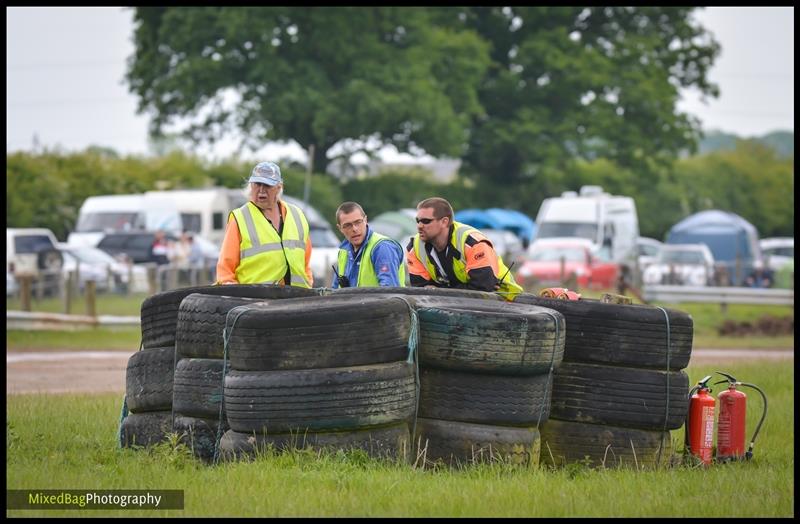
[515,239,620,290]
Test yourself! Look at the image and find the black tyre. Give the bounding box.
[172,358,225,418]
[173,415,228,462]
[418,368,553,426]
[218,424,411,463]
[125,347,175,413]
[225,295,411,371]
[176,294,273,359]
[414,417,540,467]
[540,419,673,469]
[140,284,319,349]
[37,248,64,271]
[511,294,693,370]
[224,361,416,433]
[550,362,689,431]
[416,304,564,375]
[120,411,172,448]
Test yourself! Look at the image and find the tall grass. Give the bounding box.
[6,361,793,517]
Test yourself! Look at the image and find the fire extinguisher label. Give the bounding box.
[702,406,714,448]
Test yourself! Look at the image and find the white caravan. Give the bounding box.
[67,194,182,248]
[533,185,639,265]
[146,188,232,244]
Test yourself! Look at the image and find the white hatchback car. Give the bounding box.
[642,244,715,286]
[759,237,794,271]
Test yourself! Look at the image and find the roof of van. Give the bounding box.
[80,194,145,211]
[145,189,230,210]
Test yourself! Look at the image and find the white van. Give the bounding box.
[68,194,182,248]
[533,185,639,265]
[146,188,232,244]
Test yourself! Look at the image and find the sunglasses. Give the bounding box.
[415,217,437,224]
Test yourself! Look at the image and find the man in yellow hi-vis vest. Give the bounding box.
[406,197,523,300]
[216,162,313,287]
[332,201,405,288]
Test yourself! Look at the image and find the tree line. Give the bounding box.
[6,139,793,243]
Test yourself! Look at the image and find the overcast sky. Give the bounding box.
[6,6,795,162]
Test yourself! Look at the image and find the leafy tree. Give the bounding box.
[441,7,720,186]
[126,7,490,173]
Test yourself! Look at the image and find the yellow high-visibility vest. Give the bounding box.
[231,201,311,287]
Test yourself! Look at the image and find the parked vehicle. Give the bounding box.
[666,210,761,286]
[642,244,715,287]
[7,271,18,297]
[146,188,234,244]
[7,227,63,274]
[759,237,794,271]
[635,236,664,272]
[57,243,148,292]
[96,231,219,266]
[483,229,525,264]
[516,238,620,290]
[68,194,182,248]
[533,185,639,265]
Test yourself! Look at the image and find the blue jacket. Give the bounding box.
[331,226,404,288]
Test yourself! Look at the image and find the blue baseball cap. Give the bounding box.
[249,161,282,186]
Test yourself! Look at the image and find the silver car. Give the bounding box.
[642,244,715,286]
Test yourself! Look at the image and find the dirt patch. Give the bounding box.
[6,351,133,395]
[717,315,794,337]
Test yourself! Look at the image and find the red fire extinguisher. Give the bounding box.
[685,375,716,465]
[713,371,768,462]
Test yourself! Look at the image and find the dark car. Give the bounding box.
[96,231,177,265]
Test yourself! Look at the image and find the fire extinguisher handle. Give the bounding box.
[715,370,738,384]
[739,381,769,460]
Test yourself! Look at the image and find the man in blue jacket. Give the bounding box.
[332,202,406,288]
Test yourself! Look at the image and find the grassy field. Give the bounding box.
[6,361,793,517]
[6,292,794,351]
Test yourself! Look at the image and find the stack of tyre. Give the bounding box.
[120,284,319,452]
[216,293,420,462]
[513,294,693,468]
[331,288,566,468]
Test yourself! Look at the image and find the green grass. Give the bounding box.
[7,327,141,351]
[7,292,150,316]
[6,362,794,517]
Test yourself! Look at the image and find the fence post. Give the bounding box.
[559,256,565,285]
[86,280,97,317]
[19,276,32,312]
[63,271,73,314]
[147,265,157,295]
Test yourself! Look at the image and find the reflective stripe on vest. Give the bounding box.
[232,201,310,287]
[338,231,406,287]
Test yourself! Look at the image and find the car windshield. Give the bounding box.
[529,246,586,262]
[536,222,597,242]
[76,212,142,232]
[660,250,705,264]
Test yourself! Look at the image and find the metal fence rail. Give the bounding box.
[642,285,794,306]
[7,310,140,330]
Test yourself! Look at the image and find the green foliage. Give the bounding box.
[452,7,719,186]
[671,142,794,237]
[127,7,491,173]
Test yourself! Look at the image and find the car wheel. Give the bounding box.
[37,248,63,271]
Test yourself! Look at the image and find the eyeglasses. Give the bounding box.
[339,218,365,231]
[416,217,441,224]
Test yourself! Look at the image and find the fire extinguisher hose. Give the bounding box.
[739,382,768,460]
